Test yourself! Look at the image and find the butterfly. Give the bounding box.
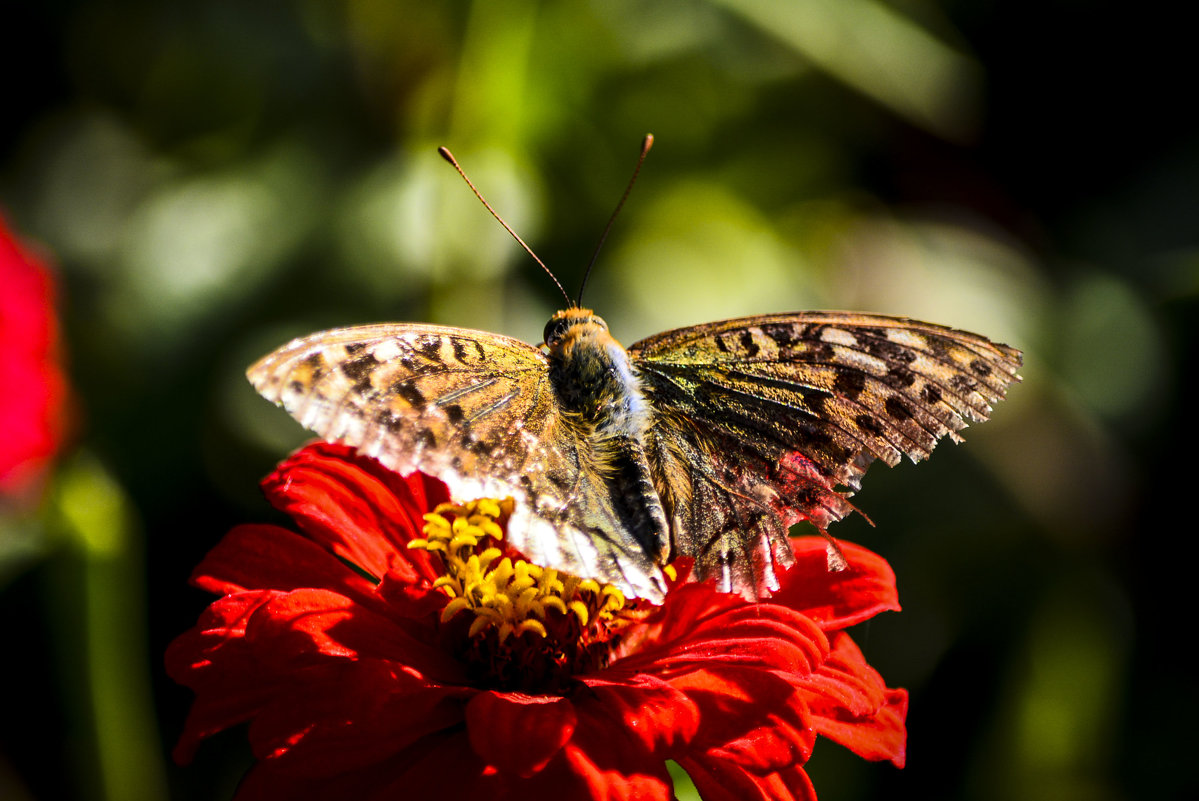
[247,139,1022,603]
[248,307,1020,602]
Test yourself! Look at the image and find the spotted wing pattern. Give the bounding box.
[247,324,667,600]
[629,311,1022,596]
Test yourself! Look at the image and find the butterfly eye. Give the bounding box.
[543,317,569,347]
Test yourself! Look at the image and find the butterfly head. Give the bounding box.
[543,308,611,353]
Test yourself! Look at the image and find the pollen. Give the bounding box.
[408,498,632,689]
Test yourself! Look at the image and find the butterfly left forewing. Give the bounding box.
[248,324,553,479]
[248,323,668,601]
[630,311,1022,597]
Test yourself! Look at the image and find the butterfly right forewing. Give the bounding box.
[630,311,1022,597]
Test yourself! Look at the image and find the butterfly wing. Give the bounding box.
[248,324,667,600]
[629,311,1022,597]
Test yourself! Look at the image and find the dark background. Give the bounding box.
[2,1,1194,799]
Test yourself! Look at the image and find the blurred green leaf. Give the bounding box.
[1059,272,1165,424]
[710,0,982,140]
[52,455,168,801]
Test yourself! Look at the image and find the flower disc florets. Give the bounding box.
[409,497,637,692]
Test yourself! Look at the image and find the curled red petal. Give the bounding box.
[660,665,813,767]
[263,442,448,584]
[698,688,815,773]
[167,591,284,763]
[239,587,464,680]
[801,632,908,767]
[772,537,900,630]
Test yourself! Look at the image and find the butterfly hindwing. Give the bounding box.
[248,324,667,600]
[643,411,823,595]
[630,311,1022,596]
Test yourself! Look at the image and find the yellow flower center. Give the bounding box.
[408,498,637,690]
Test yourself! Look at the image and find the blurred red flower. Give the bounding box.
[168,442,906,800]
[0,214,67,497]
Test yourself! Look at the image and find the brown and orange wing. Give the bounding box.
[248,324,667,600]
[629,311,1022,597]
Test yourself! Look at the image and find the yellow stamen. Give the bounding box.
[409,498,630,645]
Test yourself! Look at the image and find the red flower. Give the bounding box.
[0,214,67,497]
[168,442,906,800]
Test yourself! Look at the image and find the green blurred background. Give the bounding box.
[1,1,1194,799]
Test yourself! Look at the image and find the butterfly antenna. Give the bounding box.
[576,133,654,306]
[438,146,572,308]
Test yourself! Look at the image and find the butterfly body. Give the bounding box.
[542,308,672,572]
[249,309,1022,603]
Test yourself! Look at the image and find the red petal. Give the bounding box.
[577,673,699,753]
[662,666,813,767]
[233,738,460,801]
[772,537,900,630]
[356,678,676,799]
[801,632,908,767]
[167,587,467,763]
[617,583,829,677]
[188,524,379,600]
[699,689,815,773]
[680,754,817,801]
[250,662,471,775]
[601,584,828,762]
[263,442,448,584]
[167,592,284,762]
[363,729,669,801]
[240,588,463,679]
[465,691,577,776]
[0,215,67,496]
[560,720,675,801]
